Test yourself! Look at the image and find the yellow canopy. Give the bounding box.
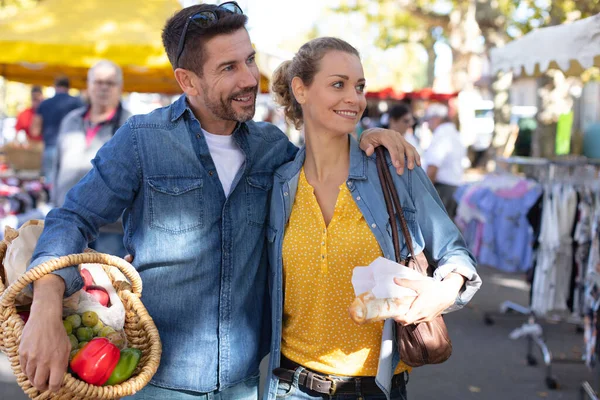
[0,0,271,94]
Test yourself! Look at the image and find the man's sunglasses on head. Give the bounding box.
[175,1,244,68]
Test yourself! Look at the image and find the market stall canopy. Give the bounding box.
[366,87,458,102]
[490,13,600,77]
[0,0,270,94]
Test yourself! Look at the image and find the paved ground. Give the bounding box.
[407,266,595,400]
[1,266,596,399]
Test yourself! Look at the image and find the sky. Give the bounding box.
[244,0,334,51]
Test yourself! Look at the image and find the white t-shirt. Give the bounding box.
[202,128,245,197]
[423,122,465,186]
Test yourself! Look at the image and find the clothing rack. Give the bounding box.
[483,156,600,392]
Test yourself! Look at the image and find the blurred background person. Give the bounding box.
[422,103,465,219]
[30,76,84,183]
[51,60,130,257]
[388,103,422,156]
[14,86,44,143]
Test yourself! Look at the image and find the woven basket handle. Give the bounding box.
[0,253,142,308]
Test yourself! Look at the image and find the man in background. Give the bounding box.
[15,86,44,142]
[31,76,84,183]
[388,103,422,156]
[423,103,465,219]
[52,60,130,257]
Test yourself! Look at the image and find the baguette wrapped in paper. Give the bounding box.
[348,257,429,325]
[349,291,414,324]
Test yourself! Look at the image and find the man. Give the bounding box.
[388,103,422,156]
[31,76,84,183]
[15,86,44,142]
[422,103,465,219]
[52,60,131,257]
[19,3,419,399]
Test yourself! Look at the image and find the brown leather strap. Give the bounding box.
[273,367,338,395]
[375,147,424,271]
[274,357,406,396]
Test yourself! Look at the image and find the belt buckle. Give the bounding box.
[325,376,337,395]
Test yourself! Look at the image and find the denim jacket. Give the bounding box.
[29,95,297,393]
[265,137,481,399]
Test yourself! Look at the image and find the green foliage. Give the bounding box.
[0,0,40,19]
[333,0,600,48]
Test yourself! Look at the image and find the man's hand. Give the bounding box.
[392,273,465,325]
[19,275,70,393]
[359,128,421,175]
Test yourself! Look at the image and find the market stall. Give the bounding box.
[0,0,270,94]
[490,13,600,77]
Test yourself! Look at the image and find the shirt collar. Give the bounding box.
[83,106,117,124]
[348,135,368,180]
[169,94,248,136]
[170,94,189,122]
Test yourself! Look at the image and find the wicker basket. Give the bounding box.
[0,245,162,399]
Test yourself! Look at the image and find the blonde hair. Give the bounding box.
[271,37,360,130]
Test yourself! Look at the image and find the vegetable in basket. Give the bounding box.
[86,285,110,307]
[70,337,120,386]
[80,269,94,288]
[104,348,142,386]
[79,268,111,307]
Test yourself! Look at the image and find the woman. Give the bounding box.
[264,37,481,400]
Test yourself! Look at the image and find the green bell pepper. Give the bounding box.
[104,348,142,386]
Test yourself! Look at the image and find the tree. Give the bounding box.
[0,0,41,18]
[333,0,600,157]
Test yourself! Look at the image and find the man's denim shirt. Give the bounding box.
[29,95,297,393]
[264,138,481,400]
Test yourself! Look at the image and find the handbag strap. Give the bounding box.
[375,147,422,270]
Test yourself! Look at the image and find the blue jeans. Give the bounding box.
[41,145,57,183]
[276,367,408,400]
[127,375,259,399]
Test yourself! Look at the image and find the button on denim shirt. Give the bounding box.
[29,95,297,393]
[264,137,481,400]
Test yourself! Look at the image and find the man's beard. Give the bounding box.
[203,86,258,123]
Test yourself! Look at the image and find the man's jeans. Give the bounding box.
[41,145,57,184]
[128,375,259,400]
[275,367,408,400]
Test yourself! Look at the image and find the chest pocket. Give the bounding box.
[147,177,203,234]
[386,207,417,259]
[246,173,273,227]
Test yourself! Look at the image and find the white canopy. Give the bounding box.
[490,13,600,77]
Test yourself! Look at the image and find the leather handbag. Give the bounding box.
[375,147,452,367]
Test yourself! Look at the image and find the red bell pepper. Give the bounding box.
[70,337,120,386]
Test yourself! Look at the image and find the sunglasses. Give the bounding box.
[175,1,244,69]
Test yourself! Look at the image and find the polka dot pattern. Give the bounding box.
[281,168,409,376]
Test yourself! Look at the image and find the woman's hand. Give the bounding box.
[359,128,421,175]
[392,273,465,325]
